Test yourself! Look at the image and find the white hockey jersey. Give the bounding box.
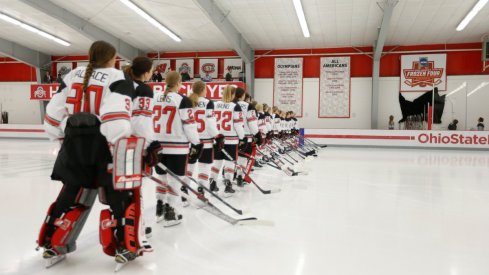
[131,80,155,146]
[264,112,273,133]
[153,91,200,154]
[257,112,268,134]
[44,67,135,144]
[214,101,245,145]
[272,114,281,133]
[237,101,259,137]
[194,97,219,149]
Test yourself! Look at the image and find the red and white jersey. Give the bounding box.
[257,112,268,134]
[131,80,155,146]
[153,91,200,154]
[44,67,134,144]
[214,101,244,144]
[237,101,259,136]
[193,97,219,149]
[291,117,299,130]
[264,112,273,133]
[272,114,281,132]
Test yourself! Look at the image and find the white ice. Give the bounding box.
[1,139,489,275]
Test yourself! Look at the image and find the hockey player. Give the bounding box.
[38,41,159,269]
[187,80,224,194]
[234,88,262,186]
[210,85,245,196]
[153,71,202,226]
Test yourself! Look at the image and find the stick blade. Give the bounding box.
[237,219,275,226]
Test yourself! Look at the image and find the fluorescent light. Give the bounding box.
[119,0,181,42]
[292,0,310,38]
[446,82,466,97]
[456,0,489,31]
[0,12,70,46]
[467,81,489,97]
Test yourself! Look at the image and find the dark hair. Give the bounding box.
[453,119,459,124]
[479,117,484,123]
[125,57,153,79]
[83,41,116,94]
[233,87,246,103]
[244,93,251,102]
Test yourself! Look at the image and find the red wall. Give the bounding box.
[0,57,37,81]
[1,43,487,82]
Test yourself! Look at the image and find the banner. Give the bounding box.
[56,62,72,80]
[76,61,88,68]
[153,59,171,76]
[223,58,243,79]
[176,59,194,78]
[273,58,303,116]
[319,57,351,118]
[400,54,447,92]
[199,58,218,79]
[30,82,245,101]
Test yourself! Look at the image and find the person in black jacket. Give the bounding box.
[477,117,484,131]
[225,68,233,81]
[151,70,162,82]
[448,119,458,130]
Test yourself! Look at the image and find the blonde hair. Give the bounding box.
[164,71,181,97]
[222,85,236,103]
[263,103,269,112]
[256,103,263,112]
[272,106,279,114]
[189,80,206,107]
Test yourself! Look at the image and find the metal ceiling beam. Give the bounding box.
[372,0,398,129]
[192,0,255,93]
[0,37,51,68]
[19,0,145,60]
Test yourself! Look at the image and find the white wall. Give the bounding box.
[0,82,42,124]
[255,75,489,130]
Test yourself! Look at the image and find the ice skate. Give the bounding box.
[42,248,66,268]
[236,175,246,187]
[209,178,219,192]
[223,179,235,198]
[162,203,183,227]
[114,247,137,272]
[181,186,190,207]
[156,199,165,223]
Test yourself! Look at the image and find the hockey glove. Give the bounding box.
[189,143,204,163]
[144,141,162,167]
[253,132,264,146]
[214,134,225,153]
[238,138,248,151]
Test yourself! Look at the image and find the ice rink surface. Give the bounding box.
[1,139,489,275]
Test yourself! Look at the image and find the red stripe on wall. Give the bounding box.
[305,134,414,140]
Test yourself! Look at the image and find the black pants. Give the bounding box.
[155,154,188,176]
[215,144,238,161]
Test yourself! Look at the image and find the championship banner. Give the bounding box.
[401,54,447,92]
[153,59,171,76]
[199,58,218,78]
[56,62,72,80]
[273,58,303,116]
[223,58,243,78]
[30,82,245,101]
[176,59,194,78]
[319,57,351,118]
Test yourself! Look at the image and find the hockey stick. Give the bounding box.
[221,149,280,194]
[146,170,259,225]
[184,172,245,216]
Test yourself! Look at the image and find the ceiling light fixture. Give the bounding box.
[0,12,70,46]
[119,0,181,42]
[292,0,310,38]
[456,0,489,31]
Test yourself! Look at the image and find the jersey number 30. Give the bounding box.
[66,83,104,114]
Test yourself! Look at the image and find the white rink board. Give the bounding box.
[304,128,489,149]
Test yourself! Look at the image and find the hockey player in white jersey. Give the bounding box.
[153,71,202,226]
[210,86,245,196]
[38,41,158,269]
[234,88,263,186]
[186,81,224,194]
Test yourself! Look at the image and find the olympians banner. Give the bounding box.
[273,58,303,116]
[319,57,351,118]
[223,58,243,79]
[199,58,218,78]
[176,59,194,78]
[401,54,447,92]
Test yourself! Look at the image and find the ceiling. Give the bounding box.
[0,0,487,57]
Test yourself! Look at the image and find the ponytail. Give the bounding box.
[189,80,206,107]
[164,71,181,97]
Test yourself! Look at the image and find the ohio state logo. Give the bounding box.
[403,57,444,88]
[201,63,215,73]
[34,86,46,98]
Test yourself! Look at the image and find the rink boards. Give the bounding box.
[2,124,489,150]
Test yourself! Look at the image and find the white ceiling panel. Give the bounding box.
[0,0,488,59]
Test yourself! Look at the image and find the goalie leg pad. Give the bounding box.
[100,209,117,256]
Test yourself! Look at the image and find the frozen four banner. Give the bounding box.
[319,57,351,118]
[273,58,303,116]
[400,54,447,92]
